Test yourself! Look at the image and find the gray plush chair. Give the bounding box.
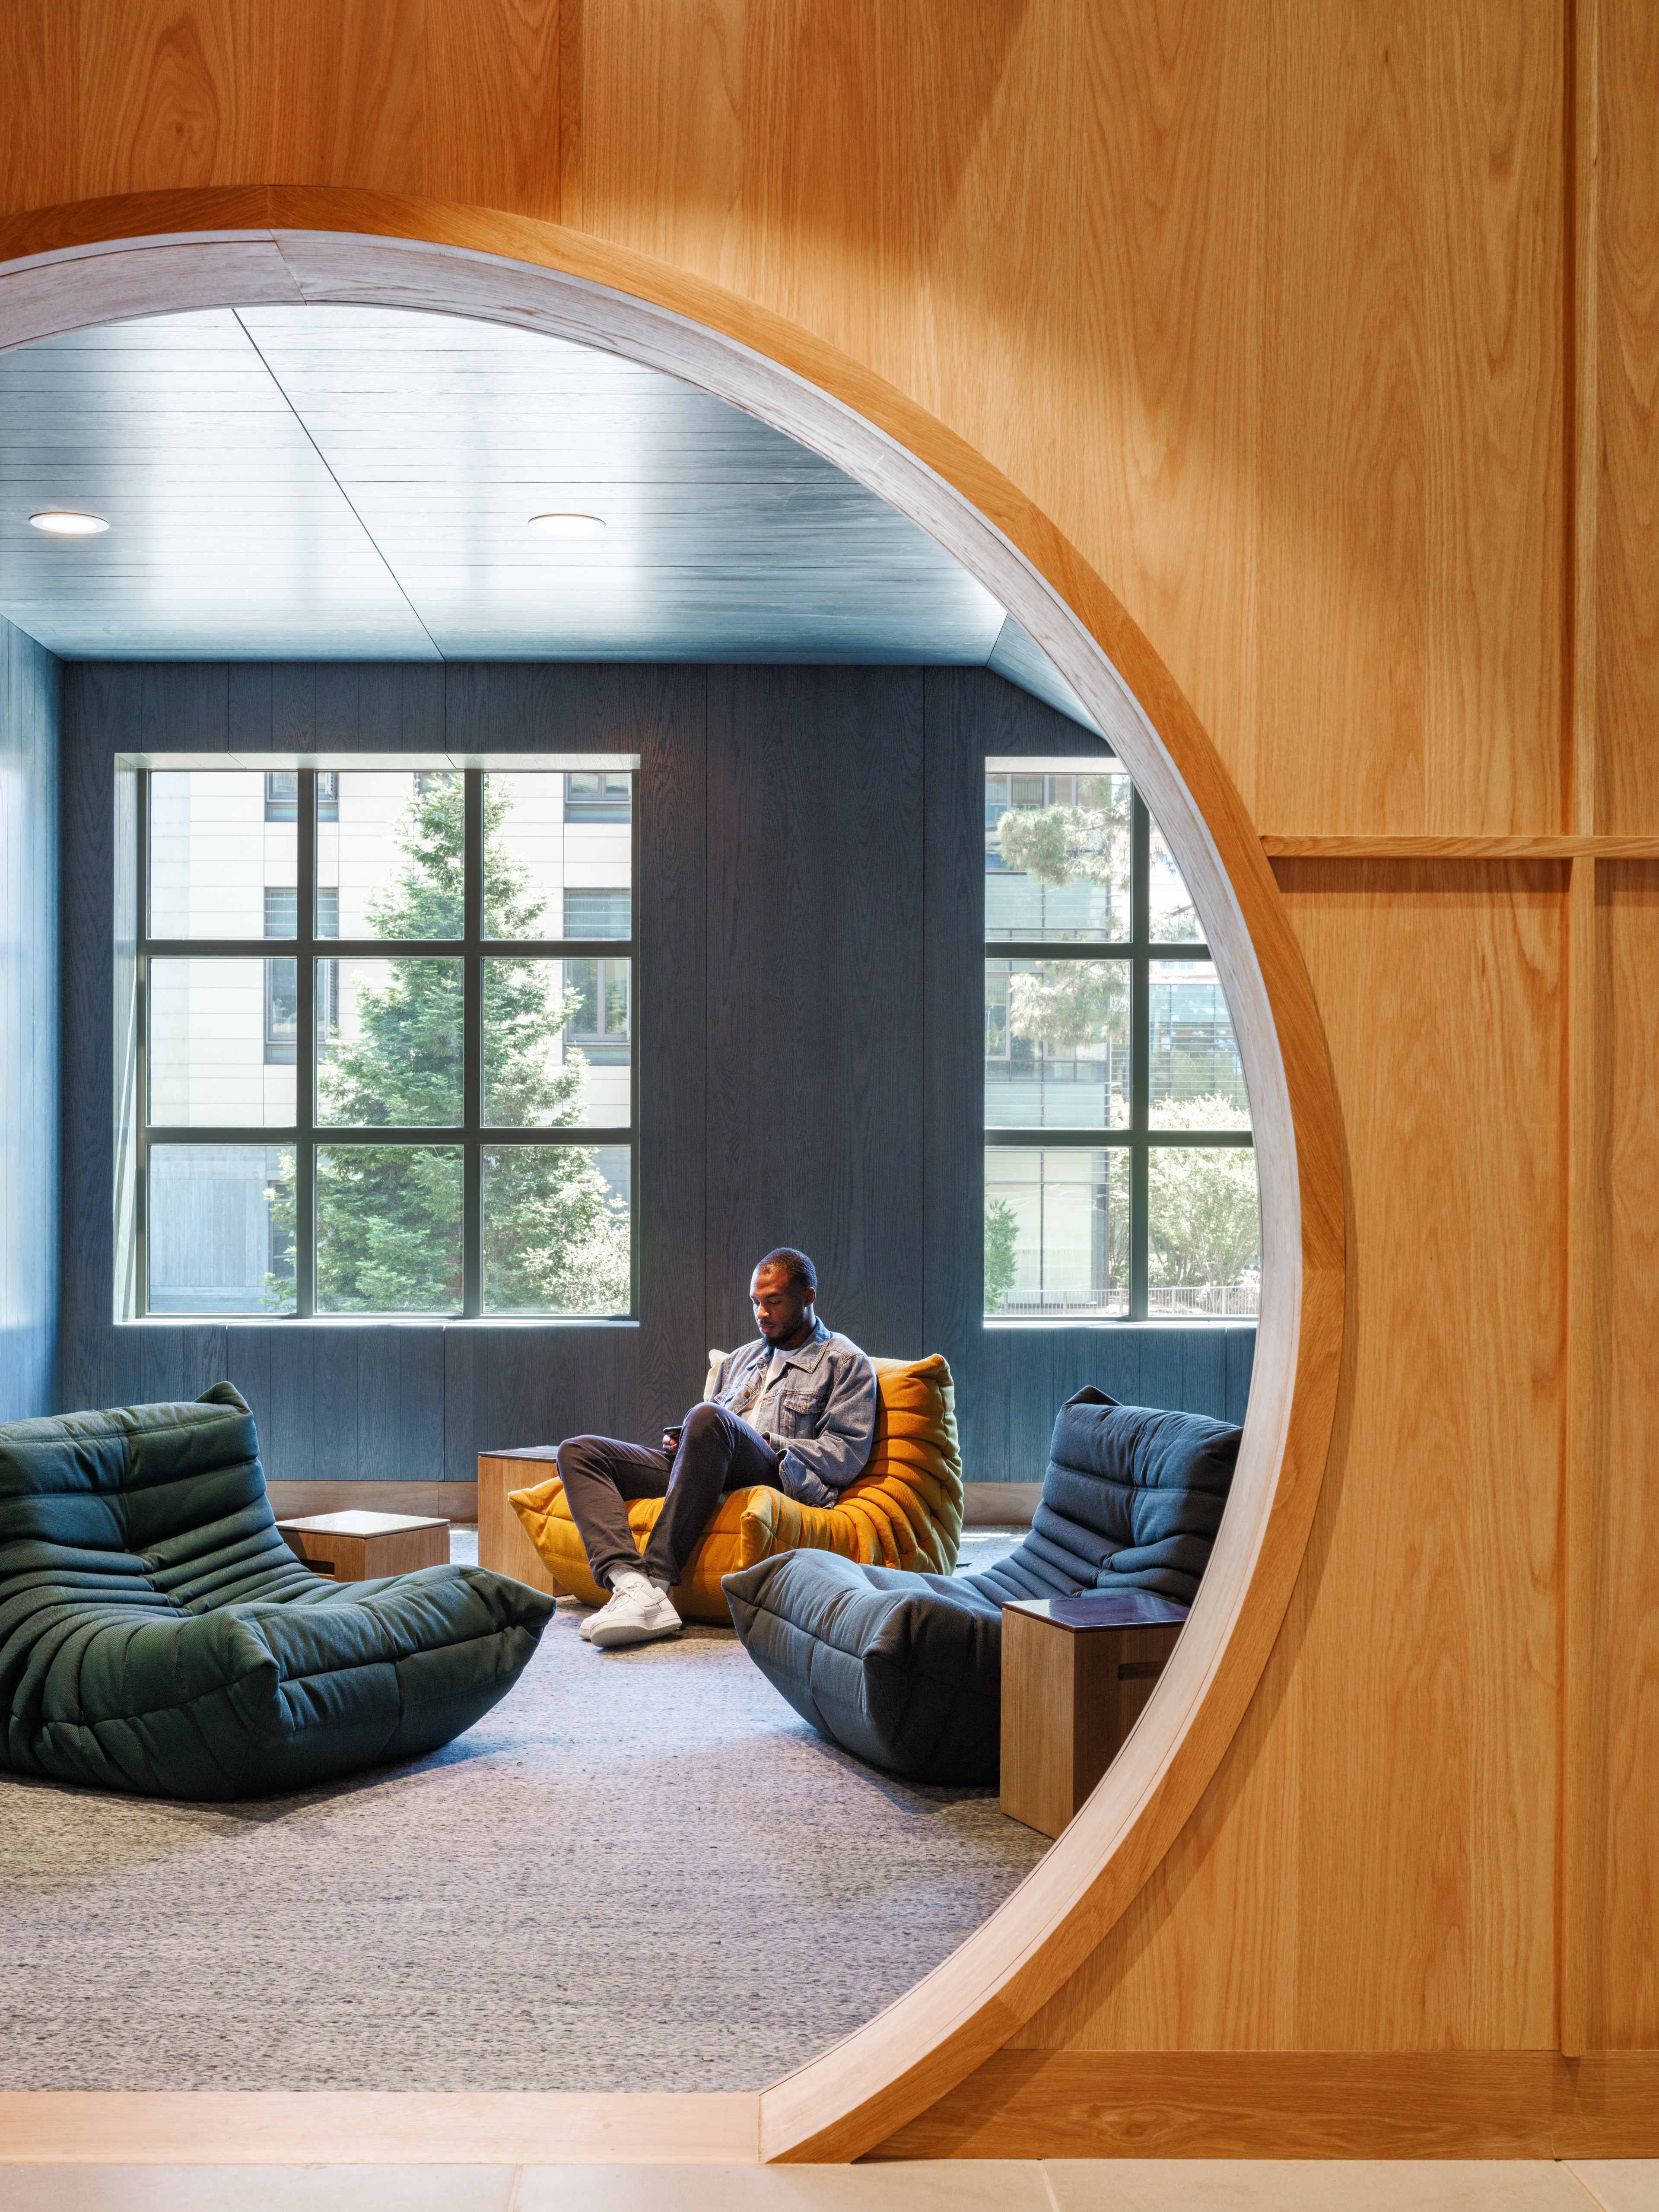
[724,1387,1240,1786]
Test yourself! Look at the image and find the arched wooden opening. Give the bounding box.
[0,188,1345,2165]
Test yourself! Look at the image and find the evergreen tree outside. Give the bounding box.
[271,775,630,1314]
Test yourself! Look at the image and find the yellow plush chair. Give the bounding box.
[509,1352,963,1623]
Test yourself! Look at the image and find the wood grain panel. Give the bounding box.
[74,2,272,204]
[1593,0,1659,833]
[575,3,1563,841]
[1015,863,1563,2054]
[920,667,991,1468]
[0,2090,761,2164]
[44,1,565,220]
[1255,1,1426,833]
[420,0,563,220]
[1265,835,1659,858]
[632,664,710,1424]
[58,664,141,1421]
[267,1479,476,1521]
[1000,1610,1183,1840]
[1582,861,1659,2045]
[477,1449,564,1593]
[870,2049,1659,2161]
[705,667,925,1359]
[0,0,76,216]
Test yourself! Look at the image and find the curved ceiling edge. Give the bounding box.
[0,190,1347,2166]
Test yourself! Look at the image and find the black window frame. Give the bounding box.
[983,759,1255,1323]
[133,765,639,1321]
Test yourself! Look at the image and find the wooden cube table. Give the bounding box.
[1000,1590,1189,1838]
[275,1510,449,1582]
[477,1448,568,1596]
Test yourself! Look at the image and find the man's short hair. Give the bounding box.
[756,1246,817,1297]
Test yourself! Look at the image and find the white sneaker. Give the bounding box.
[578,1569,648,1640]
[588,1575,681,1649]
[578,1588,622,1641]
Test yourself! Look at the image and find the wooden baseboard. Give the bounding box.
[6,2059,1650,2165]
[865,2049,1659,2160]
[963,1481,1039,1527]
[0,2092,759,2165]
[264,1482,478,1522]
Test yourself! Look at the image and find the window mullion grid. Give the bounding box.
[134,766,639,1325]
[462,770,484,1319]
[296,770,317,1319]
[1130,790,1151,1322]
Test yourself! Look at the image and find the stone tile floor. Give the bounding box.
[3,2159,1656,2212]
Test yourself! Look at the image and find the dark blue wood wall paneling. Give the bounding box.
[920,669,990,1469]
[705,666,926,1362]
[56,659,1255,1478]
[980,1324,1259,1481]
[59,662,142,1416]
[631,664,709,1440]
[0,616,59,1422]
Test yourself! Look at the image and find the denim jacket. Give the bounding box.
[704,1319,877,1511]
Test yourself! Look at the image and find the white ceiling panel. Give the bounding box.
[0,305,1088,714]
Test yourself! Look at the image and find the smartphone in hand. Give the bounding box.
[661,1425,684,1454]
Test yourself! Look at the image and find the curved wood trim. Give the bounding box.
[0,190,1347,2167]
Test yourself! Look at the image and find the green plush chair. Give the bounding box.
[0,1382,553,1801]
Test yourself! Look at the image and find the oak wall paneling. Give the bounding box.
[871,2048,1659,2162]
[0,613,58,1422]
[1583,860,1659,2047]
[1592,0,1659,836]
[1007,860,1564,2057]
[60,1,566,220]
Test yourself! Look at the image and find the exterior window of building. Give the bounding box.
[262,889,337,1062]
[563,888,631,938]
[983,760,1258,1322]
[265,770,337,822]
[137,765,636,1319]
[564,770,632,822]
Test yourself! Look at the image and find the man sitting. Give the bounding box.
[556,1247,877,1650]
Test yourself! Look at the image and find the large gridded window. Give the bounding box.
[984,759,1259,1323]
[135,766,636,1319]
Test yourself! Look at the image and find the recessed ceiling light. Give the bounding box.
[29,510,110,536]
[527,512,605,538]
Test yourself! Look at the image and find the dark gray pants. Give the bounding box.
[555,1400,782,1592]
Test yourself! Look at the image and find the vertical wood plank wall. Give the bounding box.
[0,613,58,1422]
[5,0,1655,2147]
[57,660,1254,1497]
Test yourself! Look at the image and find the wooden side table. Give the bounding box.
[1000,1590,1189,1838]
[276,1510,449,1582]
[477,1447,568,1597]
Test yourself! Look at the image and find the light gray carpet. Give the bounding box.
[0,1533,1042,2092]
